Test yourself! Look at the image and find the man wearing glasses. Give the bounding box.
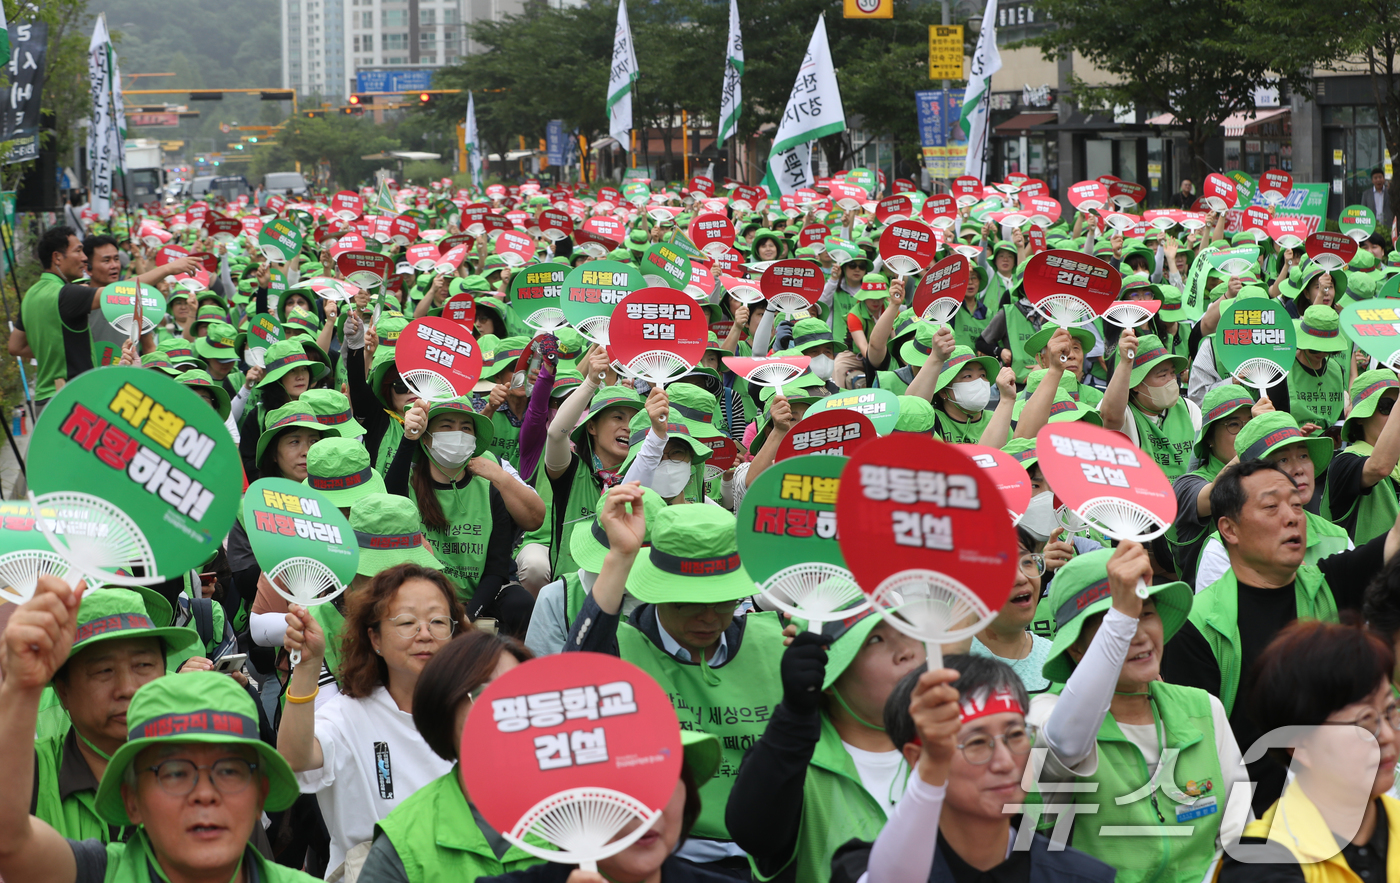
[0,577,314,883]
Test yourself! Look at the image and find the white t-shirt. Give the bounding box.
[296,686,454,877]
[843,742,908,818]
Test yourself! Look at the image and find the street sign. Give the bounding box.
[928,26,964,80]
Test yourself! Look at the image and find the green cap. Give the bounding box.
[1233,411,1332,474]
[140,352,182,377]
[1022,324,1095,363]
[1344,369,1400,437]
[894,395,936,432]
[569,485,668,573]
[1001,437,1039,475]
[299,388,367,438]
[855,273,890,301]
[305,436,386,506]
[1127,333,1188,387]
[1294,304,1347,354]
[450,275,493,295]
[350,492,444,576]
[94,672,300,824]
[158,340,205,370]
[257,338,329,388]
[1194,384,1255,465]
[174,369,231,421]
[1040,549,1193,684]
[932,346,1000,393]
[424,397,495,460]
[66,587,198,671]
[625,505,754,603]
[255,403,324,464]
[283,306,322,338]
[571,386,645,447]
[789,318,846,354]
[193,321,243,362]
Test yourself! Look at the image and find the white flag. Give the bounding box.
[607,0,639,149]
[960,0,1001,180]
[762,15,845,196]
[87,13,126,220]
[718,0,743,146]
[464,91,482,188]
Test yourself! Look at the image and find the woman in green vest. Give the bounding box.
[1277,304,1348,435]
[0,583,315,883]
[1196,412,1351,591]
[1276,259,1346,319]
[343,309,422,473]
[238,338,329,477]
[925,344,1014,446]
[389,397,537,631]
[1019,324,1103,408]
[1029,543,1247,883]
[1220,620,1400,881]
[253,403,325,483]
[1102,329,1200,478]
[566,486,785,871]
[1324,369,1400,545]
[843,273,895,358]
[539,346,645,580]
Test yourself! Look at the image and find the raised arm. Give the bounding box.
[276,606,326,772]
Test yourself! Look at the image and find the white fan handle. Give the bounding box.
[926,641,943,671]
[1135,576,1149,600]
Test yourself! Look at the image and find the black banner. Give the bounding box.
[1,22,48,165]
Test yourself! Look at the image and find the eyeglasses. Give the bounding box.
[957,726,1036,764]
[383,615,456,640]
[1018,553,1045,578]
[143,758,258,796]
[668,600,742,617]
[1335,704,1400,738]
[1220,417,1249,436]
[390,378,410,395]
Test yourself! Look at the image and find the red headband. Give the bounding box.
[959,686,1025,724]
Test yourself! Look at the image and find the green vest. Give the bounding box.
[99,832,318,883]
[374,769,543,883]
[561,570,587,628]
[934,406,999,445]
[375,414,406,475]
[1323,444,1400,546]
[951,298,996,352]
[1129,400,1196,478]
[32,733,124,844]
[1190,565,1338,715]
[1003,301,1040,383]
[21,272,80,401]
[489,410,523,473]
[1287,357,1345,430]
[873,369,910,395]
[413,454,496,596]
[540,455,603,578]
[1039,682,1225,883]
[617,611,787,841]
[755,713,890,883]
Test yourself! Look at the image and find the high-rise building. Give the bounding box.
[281,0,550,102]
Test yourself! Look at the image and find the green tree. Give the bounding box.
[1014,0,1302,180]
[249,113,400,190]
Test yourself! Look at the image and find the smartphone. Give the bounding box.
[211,653,248,674]
[847,372,868,389]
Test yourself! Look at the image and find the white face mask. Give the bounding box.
[810,354,835,382]
[1019,491,1057,542]
[1136,381,1180,412]
[428,430,475,470]
[950,379,991,413]
[653,459,693,499]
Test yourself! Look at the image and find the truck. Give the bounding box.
[117,139,166,207]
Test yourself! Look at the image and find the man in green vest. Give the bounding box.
[1323,369,1400,545]
[565,485,785,873]
[0,577,315,883]
[1162,459,1400,814]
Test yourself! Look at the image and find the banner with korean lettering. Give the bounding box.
[915,90,944,176]
[761,14,846,196]
[460,653,683,842]
[546,119,567,167]
[28,367,241,577]
[87,14,125,219]
[0,21,46,165]
[242,478,358,589]
[738,453,850,587]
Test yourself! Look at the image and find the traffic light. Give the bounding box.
[419,92,433,106]
[348,94,360,105]
[349,94,373,105]
[249,136,258,143]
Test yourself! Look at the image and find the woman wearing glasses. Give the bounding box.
[279,563,469,878]
[1027,543,1250,883]
[948,527,1053,694]
[1219,620,1400,881]
[1323,370,1400,546]
[830,655,1114,883]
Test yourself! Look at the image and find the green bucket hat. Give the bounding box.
[1127,333,1188,387]
[1351,249,1378,271]
[1002,437,1039,474]
[625,505,754,603]
[140,352,183,377]
[666,383,725,438]
[681,729,722,784]
[1158,286,1187,322]
[899,322,948,369]
[799,604,885,691]
[622,417,715,471]
[1193,384,1255,465]
[1344,369,1400,438]
[570,386,645,447]
[283,306,322,338]
[1044,389,1103,425]
[569,485,668,573]
[367,344,402,407]
[300,388,367,438]
[555,327,586,362]
[1294,304,1347,354]
[932,346,1001,393]
[65,587,199,671]
[424,397,495,460]
[94,672,301,825]
[894,395,936,432]
[255,403,324,463]
[1022,324,1096,363]
[1233,411,1332,474]
[305,436,386,506]
[257,338,329,388]
[1040,549,1193,684]
[193,321,244,362]
[482,336,529,382]
[158,340,206,370]
[175,369,231,421]
[789,317,846,355]
[194,304,228,327]
[1280,260,1347,304]
[195,290,229,312]
[855,273,890,301]
[450,275,493,295]
[1121,241,1157,275]
[350,492,444,577]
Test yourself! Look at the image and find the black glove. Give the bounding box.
[781,631,829,715]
